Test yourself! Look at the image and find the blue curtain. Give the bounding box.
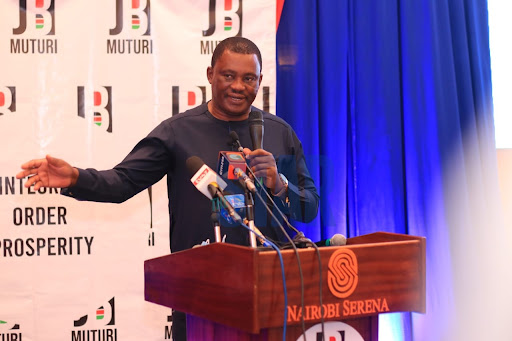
[277,0,502,339]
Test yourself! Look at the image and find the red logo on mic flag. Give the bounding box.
[193,167,210,186]
[217,151,246,179]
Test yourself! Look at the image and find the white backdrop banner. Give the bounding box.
[0,0,276,340]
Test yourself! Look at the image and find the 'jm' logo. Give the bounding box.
[0,320,20,332]
[13,0,56,36]
[77,86,113,133]
[110,0,151,36]
[203,0,243,37]
[171,86,208,116]
[74,297,116,327]
[0,87,16,115]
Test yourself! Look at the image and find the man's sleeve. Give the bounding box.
[278,129,319,223]
[61,122,174,203]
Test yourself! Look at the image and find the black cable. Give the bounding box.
[230,133,310,340]
[252,189,307,338]
[239,222,288,341]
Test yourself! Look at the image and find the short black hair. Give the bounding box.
[211,37,263,71]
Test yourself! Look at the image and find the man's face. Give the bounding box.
[207,50,263,121]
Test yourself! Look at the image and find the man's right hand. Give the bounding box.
[16,155,79,190]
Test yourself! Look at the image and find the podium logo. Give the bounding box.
[299,321,364,341]
[200,0,243,55]
[0,320,23,340]
[108,0,153,54]
[0,87,16,115]
[77,86,113,133]
[72,297,117,341]
[327,248,358,299]
[11,0,58,54]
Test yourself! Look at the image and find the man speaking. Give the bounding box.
[16,37,319,340]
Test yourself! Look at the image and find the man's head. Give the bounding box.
[211,37,262,72]
[207,37,263,121]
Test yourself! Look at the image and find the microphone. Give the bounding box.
[186,156,227,199]
[234,167,256,193]
[230,131,244,152]
[249,110,264,150]
[207,183,242,223]
[314,234,347,247]
[186,156,242,223]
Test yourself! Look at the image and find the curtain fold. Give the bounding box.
[277,0,503,339]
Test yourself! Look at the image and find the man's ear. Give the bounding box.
[207,66,213,84]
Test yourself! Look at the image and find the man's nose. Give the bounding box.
[230,77,245,91]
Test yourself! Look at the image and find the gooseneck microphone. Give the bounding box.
[314,234,347,247]
[233,167,256,193]
[230,131,244,152]
[186,155,227,199]
[207,183,242,223]
[249,110,264,150]
[186,156,241,223]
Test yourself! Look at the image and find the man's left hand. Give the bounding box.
[243,148,284,194]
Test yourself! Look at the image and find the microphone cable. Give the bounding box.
[229,132,305,238]
[230,131,310,340]
[239,222,288,341]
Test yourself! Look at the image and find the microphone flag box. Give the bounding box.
[190,163,227,199]
[217,151,246,180]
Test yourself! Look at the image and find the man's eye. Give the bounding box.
[224,74,233,79]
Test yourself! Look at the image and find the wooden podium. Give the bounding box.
[144,232,425,340]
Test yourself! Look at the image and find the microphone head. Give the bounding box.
[330,234,347,246]
[229,131,244,152]
[187,156,228,199]
[229,130,240,142]
[186,156,204,177]
[249,110,263,125]
[249,110,264,150]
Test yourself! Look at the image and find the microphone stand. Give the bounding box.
[230,131,315,338]
[211,201,222,243]
[244,188,258,248]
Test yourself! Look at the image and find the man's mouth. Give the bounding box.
[228,95,245,102]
